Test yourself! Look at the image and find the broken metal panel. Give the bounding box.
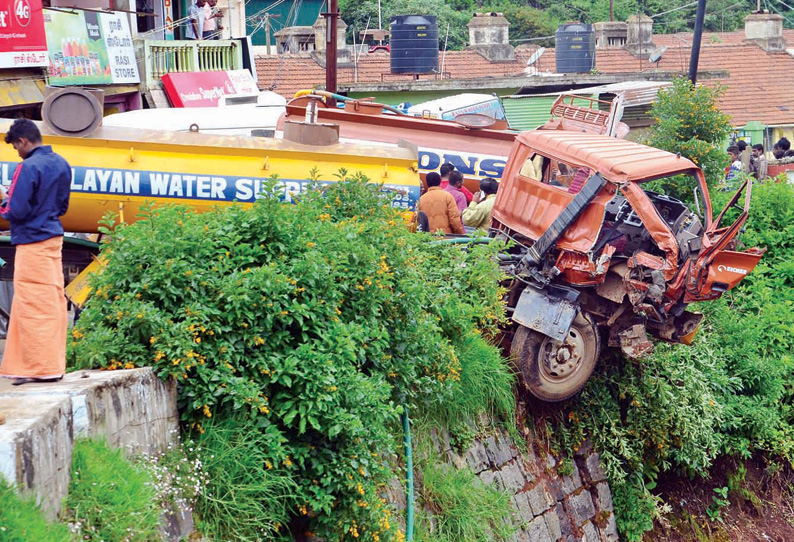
[512,285,578,342]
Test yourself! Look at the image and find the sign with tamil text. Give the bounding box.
[0,0,48,68]
[44,9,139,85]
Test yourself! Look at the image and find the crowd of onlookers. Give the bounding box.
[725,137,792,183]
[417,163,499,234]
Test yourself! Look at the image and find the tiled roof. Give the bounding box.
[255,28,794,127]
[255,49,531,99]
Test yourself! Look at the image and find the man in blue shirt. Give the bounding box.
[0,119,72,386]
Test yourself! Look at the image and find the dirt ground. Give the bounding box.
[648,456,794,542]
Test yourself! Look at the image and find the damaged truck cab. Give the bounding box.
[493,131,765,402]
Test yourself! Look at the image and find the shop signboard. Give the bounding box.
[161,69,259,107]
[0,0,49,68]
[44,9,139,85]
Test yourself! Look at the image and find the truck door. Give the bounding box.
[685,179,765,301]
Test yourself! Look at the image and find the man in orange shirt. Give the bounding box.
[418,172,464,234]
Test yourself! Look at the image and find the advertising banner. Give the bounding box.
[0,0,49,68]
[162,69,259,107]
[44,9,139,85]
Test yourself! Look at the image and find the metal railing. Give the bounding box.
[138,39,244,89]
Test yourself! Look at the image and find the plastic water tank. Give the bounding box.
[390,15,439,74]
[555,23,595,73]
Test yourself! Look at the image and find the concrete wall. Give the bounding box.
[0,368,179,519]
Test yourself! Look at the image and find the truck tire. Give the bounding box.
[511,312,599,402]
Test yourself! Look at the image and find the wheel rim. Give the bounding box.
[538,326,587,384]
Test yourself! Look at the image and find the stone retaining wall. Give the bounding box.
[418,426,619,542]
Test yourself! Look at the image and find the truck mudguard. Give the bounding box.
[512,284,580,342]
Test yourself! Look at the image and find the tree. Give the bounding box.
[646,77,733,198]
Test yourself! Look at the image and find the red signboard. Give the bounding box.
[161,70,259,108]
[0,0,48,68]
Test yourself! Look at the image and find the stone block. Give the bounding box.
[543,509,562,541]
[527,482,554,516]
[583,453,607,483]
[479,469,503,490]
[595,482,613,512]
[465,438,491,473]
[499,459,527,494]
[525,515,553,542]
[512,491,535,523]
[509,528,532,542]
[580,520,600,542]
[560,462,583,495]
[547,476,565,501]
[602,512,619,542]
[0,395,73,519]
[428,426,452,455]
[485,430,516,468]
[567,489,596,527]
[556,502,574,538]
[545,453,557,470]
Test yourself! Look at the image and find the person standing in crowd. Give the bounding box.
[438,162,473,203]
[0,119,72,386]
[724,146,742,184]
[444,170,468,216]
[185,0,205,40]
[751,144,768,181]
[774,137,791,159]
[418,171,464,234]
[439,163,454,189]
[737,140,751,173]
[463,177,499,230]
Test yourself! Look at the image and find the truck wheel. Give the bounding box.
[511,312,599,402]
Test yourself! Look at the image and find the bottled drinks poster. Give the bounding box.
[44,9,139,85]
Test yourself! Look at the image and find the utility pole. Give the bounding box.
[688,0,707,84]
[609,0,614,21]
[262,13,281,56]
[323,0,339,107]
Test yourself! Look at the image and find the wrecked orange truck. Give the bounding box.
[493,131,765,402]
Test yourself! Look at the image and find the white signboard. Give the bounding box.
[99,11,139,84]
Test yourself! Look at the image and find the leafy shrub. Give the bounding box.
[0,481,72,542]
[69,175,506,542]
[417,462,516,542]
[65,438,161,542]
[645,77,733,197]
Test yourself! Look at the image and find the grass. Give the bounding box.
[419,332,517,449]
[0,482,72,542]
[65,438,162,542]
[188,418,296,542]
[417,461,517,542]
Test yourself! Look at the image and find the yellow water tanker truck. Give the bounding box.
[0,120,421,234]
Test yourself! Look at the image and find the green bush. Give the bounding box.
[70,175,506,542]
[0,482,72,542]
[65,438,161,542]
[645,77,733,197]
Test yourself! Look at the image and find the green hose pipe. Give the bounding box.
[402,410,415,542]
[431,236,493,245]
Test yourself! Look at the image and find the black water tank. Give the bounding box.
[555,23,595,73]
[390,15,439,74]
